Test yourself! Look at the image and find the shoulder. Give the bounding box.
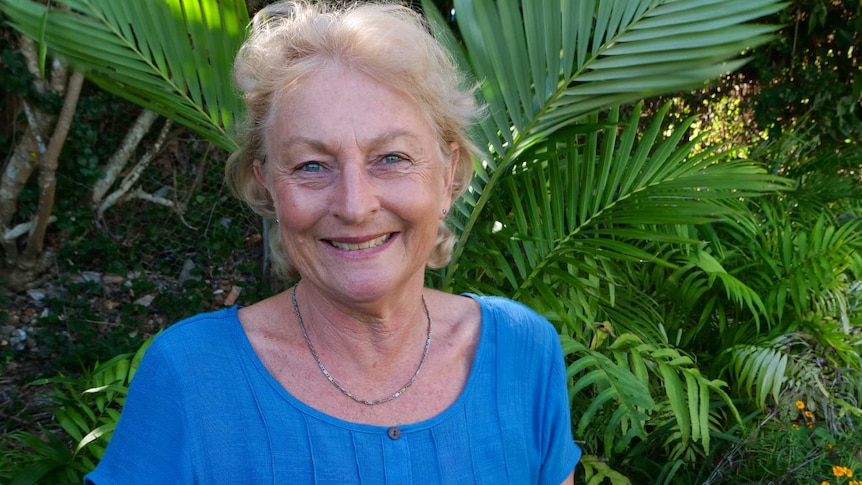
[466,295,563,373]
[157,306,238,338]
[471,295,543,317]
[144,307,242,363]
[129,306,253,402]
[470,295,558,341]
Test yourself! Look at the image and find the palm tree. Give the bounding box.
[2,0,803,481]
[421,1,793,480]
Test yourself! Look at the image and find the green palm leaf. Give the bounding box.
[0,0,248,151]
[752,213,862,326]
[422,0,787,285]
[567,332,739,456]
[563,334,655,456]
[452,104,792,323]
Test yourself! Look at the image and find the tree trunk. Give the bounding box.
[20,70,85,266]
[0,127,38,263]
[1,37,62,272]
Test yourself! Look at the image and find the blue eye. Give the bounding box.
[383,154,407,164]
[299,162,323,172]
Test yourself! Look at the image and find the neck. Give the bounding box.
[291,283,432,406]
[291,281,430,369]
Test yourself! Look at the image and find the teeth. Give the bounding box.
[330,234,391,250]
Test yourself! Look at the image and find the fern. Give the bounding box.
[6,337,152,484]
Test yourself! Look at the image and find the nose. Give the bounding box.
[331,163,380,224]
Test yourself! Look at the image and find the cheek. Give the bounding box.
[273,185,331,228]
[274,181,315,209]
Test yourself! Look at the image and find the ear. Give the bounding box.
[440,142,460,219]
[443,142,460,198]
[253,159,268,188]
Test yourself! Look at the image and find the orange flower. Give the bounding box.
[792,424,800,430]
[835,465,846,477]
[805,410,814,418]
[826,444,834,450]
[822,481,831,485]
[796,400,806,409]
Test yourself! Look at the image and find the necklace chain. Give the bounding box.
[290,285,432,406]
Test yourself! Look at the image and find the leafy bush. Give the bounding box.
[706,401,862,484]
[3,338,152,484]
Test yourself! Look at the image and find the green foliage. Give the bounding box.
[0,0,248,151]
[420,1,824,482]
[33,278,148,369]
[0,47,62,113]
[580,455,633,485]
[3,337,151,484]
[704,403,862,484]
[426,0,787,290]
[748,0,862,149]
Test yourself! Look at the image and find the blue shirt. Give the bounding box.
[85,295,581,484]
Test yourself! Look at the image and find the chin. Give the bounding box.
[329,272,419,302]
[326,276,392,299]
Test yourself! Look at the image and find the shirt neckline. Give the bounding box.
[228,293,489,434]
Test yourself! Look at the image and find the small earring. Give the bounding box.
[442,209,448,215]
[275,218,280,224]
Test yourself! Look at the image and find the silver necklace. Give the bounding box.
[290,285,432,406]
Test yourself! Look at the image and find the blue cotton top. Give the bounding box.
[85,295,581,484]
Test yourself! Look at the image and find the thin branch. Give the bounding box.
[127,189,175,208]
[48,57,68,95]
[166,140,213,231]
[2,216,57,242]
[17,36,48,93]
[180,142,211,210]
[21,102,48,155]
[1,38,63,265]
[97,118,173,219]
[90,109,160,207]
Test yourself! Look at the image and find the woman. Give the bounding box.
[86,1,581,483]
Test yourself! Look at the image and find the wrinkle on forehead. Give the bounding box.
[277,129,426,157]
[271,65,442,138]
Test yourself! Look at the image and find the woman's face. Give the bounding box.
[256,66,458,304]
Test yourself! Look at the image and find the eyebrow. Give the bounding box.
[279,129,421,154]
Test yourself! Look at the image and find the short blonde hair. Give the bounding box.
[226,0,481,279]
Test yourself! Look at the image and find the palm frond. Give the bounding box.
[568,332,739,457]
[427,0,787,280]
[649,346,737,454]
[563,334,655,456]
[687,247,768,327]
[754,214,862,324]
[451,104,792,327]
[0,0,248,150]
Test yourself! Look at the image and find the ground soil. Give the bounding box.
[0,258,268,440]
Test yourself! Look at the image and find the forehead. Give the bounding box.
[267,66,438,153]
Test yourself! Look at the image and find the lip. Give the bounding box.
[325,233,395,251]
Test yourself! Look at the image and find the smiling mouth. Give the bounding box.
[328,233,392,251]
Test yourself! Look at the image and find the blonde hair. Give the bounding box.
[226,0,481,279]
